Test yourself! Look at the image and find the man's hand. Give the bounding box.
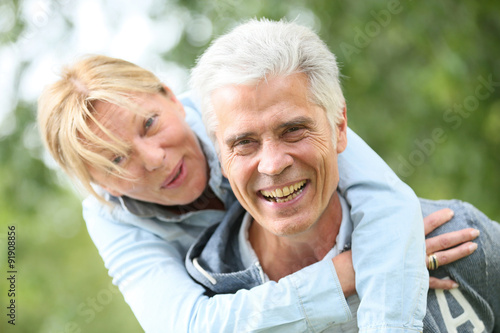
[424,208,479,289]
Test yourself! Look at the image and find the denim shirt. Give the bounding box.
[82,92,428,333]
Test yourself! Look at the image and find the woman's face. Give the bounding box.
[87,89,209,206]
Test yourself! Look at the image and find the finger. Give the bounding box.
[427,241,478,268]
[426,228,479,254]
[424,208,454,235]
[429,277,459,290]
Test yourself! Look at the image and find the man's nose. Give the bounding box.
[257,141,293,176]
[135,139,165,172]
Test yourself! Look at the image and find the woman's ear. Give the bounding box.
[162,84,185,117]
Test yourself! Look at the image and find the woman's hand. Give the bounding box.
[333,208,480,296]
[332,251,355,297]
[424,208,479,289]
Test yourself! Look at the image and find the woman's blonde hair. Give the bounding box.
[37,55,165,201]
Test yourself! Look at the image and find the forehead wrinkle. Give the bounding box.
[219,105,259,145]
[266,102,315,129]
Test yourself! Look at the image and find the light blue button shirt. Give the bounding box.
[82,92,427,332]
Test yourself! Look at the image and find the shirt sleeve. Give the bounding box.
[338,128,428,332]
[83,199,352,333]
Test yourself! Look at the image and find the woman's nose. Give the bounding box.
[135,139,166,172]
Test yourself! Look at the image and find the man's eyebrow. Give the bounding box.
[224,131,256,146]
[223,116,315,146]
[276,116,314,130]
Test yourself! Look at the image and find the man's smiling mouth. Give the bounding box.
[260,180,306,203]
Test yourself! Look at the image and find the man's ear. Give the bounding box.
[336,105,348,154]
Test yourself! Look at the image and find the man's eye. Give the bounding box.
[232,139,257,155]
[235,139,252,146]
[283,126,306,141]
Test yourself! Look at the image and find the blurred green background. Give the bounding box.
[0,0,499,332]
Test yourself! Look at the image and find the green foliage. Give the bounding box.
[1,0,498,332]
[327,1,500,219]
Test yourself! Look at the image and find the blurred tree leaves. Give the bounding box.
[0,0,499,332]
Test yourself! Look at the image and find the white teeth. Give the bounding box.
[260,180,306,203]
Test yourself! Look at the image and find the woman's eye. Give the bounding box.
[112,156,124,165]
[144,115,157,131]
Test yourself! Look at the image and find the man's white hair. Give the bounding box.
[190,18,345,153]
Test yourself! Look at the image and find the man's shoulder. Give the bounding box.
[419,198,485,218]
[419,198,466,216]
[185,200,253,294]
[195,200,246,247]
[419,198,494,235]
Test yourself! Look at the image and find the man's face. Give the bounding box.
[88,89,209,206]
[212,73,347,236]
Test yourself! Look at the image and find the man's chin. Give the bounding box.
[257,213,314,237]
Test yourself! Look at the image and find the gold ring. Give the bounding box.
[428,254,439,270]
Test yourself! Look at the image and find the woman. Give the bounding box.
[38,55,482,332]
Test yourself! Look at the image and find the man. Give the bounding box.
[189,19,500,332]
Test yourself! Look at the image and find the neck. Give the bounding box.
[249,192,342,281]
[167,187,225,215]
